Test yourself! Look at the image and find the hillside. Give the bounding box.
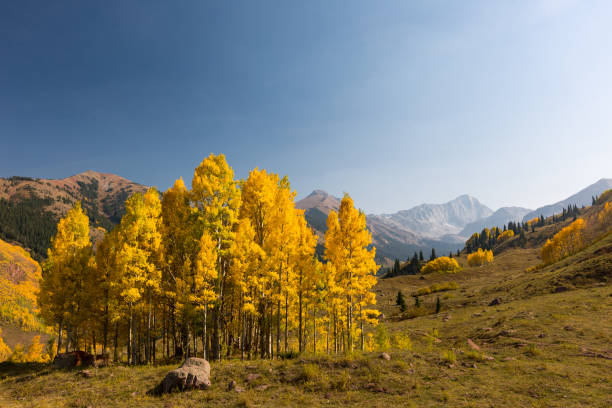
[522,178,612,222]
[1,193,610,407]
[0,171,147,260]
[0,238,49,351]
[460,206,532,237]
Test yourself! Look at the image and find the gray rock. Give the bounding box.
[155,357,211,394]
[379,352,391,361]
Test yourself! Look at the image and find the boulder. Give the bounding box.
[153,357,211,394]
[53,351,94,368]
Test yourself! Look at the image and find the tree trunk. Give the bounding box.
[202,304,208,359]
[113,321,119,362]
[56,322,63,356]
[298,290,303,353]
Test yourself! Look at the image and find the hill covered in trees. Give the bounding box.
[0,171,147,260]
[0,238,48,336]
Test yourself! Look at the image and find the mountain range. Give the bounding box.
[522,178,612,222]
[1,171,611,265]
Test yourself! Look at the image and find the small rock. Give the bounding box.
[554,286,569,293]
[537,333,545,338]
[483,355,495,361]
[419,275,425,280]
[472,313,482,317]
[488,298,502,306]
[227,380,237,391]
[78,370,93,378]
[442,314,451,322]
[502,357,517,361]
[563,326,574,331]
[255,384,270,391]
[500,329,516,336]
[471,363,477,369]
[467,339,481,351]
[379,352,391,361]
[246,373,261,384]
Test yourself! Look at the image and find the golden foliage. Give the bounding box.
[0,328,11,362]
[421,257,460,274]
[598,202,612,228]
[541,218,586,265]
[0,239,47,332]
[467,248,494,266]
[497,229,514,242]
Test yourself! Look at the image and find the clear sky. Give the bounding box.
[1,0,611,213]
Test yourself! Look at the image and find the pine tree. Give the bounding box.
[429,248,437,261]
[396,291,407,312]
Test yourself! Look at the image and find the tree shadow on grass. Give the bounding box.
[0,362,53,381]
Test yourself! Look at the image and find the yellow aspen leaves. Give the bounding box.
[541,218,586,265]
[467,248,494,266]
[421,256,461,274]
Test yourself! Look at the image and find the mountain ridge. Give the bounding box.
[522,178,612,222]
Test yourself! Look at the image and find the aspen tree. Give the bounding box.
[117,188,162,364]
[39,201,93,353]
[192,154,241,361]
[194,231,217,359]
[324,194,378,353]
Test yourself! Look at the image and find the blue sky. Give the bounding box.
[1,0,611,213]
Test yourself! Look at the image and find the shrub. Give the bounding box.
[421,257,460,274]
[498,230,515,243]
[524,344,542,357]
[374,324,390,350]
[464,350,484,361]
[441,350,456,364]
[467,248,494,266]
[391,332,413,350]
[414,281,459,297]
[300,363,320,382]
[333,369,351,391]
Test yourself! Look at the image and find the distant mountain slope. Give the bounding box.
[296,190,463,263]
[0,171,148,260]
[379,195,493,239]
[460,206,532,236]
[522,178,612,222]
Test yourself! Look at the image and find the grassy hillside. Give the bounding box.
[0,194,610,407]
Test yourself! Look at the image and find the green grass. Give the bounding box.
[1,283,610,407]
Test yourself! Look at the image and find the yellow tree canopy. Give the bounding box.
[421,256,460,274]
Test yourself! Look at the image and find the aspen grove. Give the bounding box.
[37,154,379,363]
